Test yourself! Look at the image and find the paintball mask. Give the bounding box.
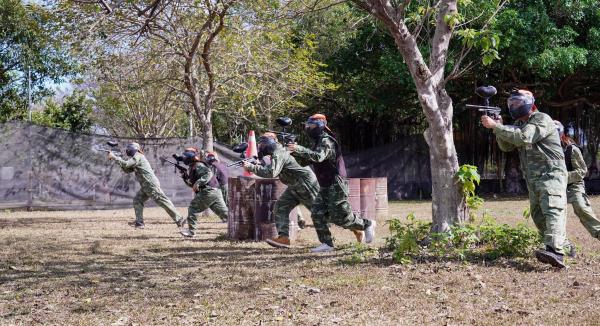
[205,152,218,164]
[125,142,141,157]
[507,90,535,119]
[305,114,327,139]
[257,136,277,158]
[182,147,199,165]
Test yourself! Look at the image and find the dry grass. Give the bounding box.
[2,197,600,325]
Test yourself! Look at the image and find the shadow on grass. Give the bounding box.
[357,248,548,273]
[0,239,346,292]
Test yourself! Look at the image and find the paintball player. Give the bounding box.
[205,151,229,209]
[555,121,600,241]
[242,132,317,248]
[179,147,229,237]
[108,142,185,229]
[481,90,569,268]
[287,114,376,253]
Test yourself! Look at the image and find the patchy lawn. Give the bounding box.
[2,197,600,325]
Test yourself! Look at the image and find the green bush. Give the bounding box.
[386,213,542,264]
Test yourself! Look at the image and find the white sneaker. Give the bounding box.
[311,243,334,253]
[365,220,376,244]
[180,229,195,238]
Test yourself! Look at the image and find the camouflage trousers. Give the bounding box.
[273,181,319,237]
[568,189,600,239]
[312,176,371,247]
[221,184,228,206]
[187,187,229,234]
[133,185,182,224]
[527,170,568,254]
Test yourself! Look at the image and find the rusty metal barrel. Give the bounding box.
[375,177,389,218]
[359,178,376,220]
[228,176,256,240]
[347,178,361,216]
[254,178,285,241]
[228,176,299,241]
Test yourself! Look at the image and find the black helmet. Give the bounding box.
[257,136,277,158]
[205,151,218,164]
[182,147,199,165]
[507,90,535,119]
[305,114,327,139]
[125,142,141,157]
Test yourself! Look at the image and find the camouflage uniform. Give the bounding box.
[114,153,182,225]
[246,144,319,237]
[565,145,600,239]
[185,161,229,234]
[493,111,568,254]
[293,133,371,247]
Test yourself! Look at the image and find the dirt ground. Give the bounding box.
[2,197,600,325]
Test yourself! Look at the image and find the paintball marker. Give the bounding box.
[466,86,501,120]
[267,117,298,145]
[226,142,259,167]
[94,140,122,156]
[160,154,188,180]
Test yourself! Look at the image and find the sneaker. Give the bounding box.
[365,220,376,244]
[535,247,566,268]
[352,230,365,243]
[298,219,306,229]
[311,243,334,253]
[128,221,145,229]
[265,236,291,249]
[176,218,187,228]
[180,229,195,238]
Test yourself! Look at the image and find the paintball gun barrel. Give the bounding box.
[95,140,122,156]
[267,117,297,145]
[226,156,259,167]
[226,142,260,167]
[161,155,188,180]
[466,86,501,120]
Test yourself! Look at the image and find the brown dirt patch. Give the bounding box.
[1,198,600,325]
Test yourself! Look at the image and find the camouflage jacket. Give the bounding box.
[246,143,318,189]
[493,111,567,181]
[566,145,587,194]
[187,162,214,190]
[293,133,347,187]
[114,153,161,188]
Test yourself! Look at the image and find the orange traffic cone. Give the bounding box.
[244,130,258,177]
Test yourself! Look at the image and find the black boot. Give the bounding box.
[535,246,565,268]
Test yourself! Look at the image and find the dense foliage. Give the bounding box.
[1,0,599,161]
[0,0,74,122]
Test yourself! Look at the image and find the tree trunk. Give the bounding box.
[352,0,466,230]
[202,118,214,151]
[423,108,466,232]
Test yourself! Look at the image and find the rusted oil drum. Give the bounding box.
[254,178,284,241]
[228,176,299,241]
[359,178,376,220]
[347,178,361,216]
[375,177,389,219]
[228,176,256,240]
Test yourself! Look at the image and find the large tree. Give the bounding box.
[61,0,331,147]
[351,0,505,231]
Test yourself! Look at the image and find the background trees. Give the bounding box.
[0,0,75,122]
[2,0,600,224]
